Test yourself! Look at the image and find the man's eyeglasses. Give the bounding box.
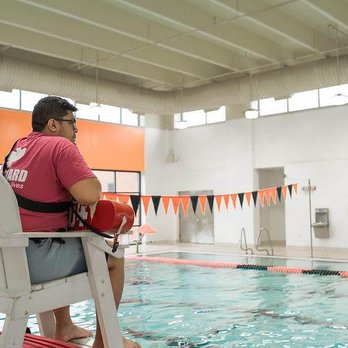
[53,118,77,126]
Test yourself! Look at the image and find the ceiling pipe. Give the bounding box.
[0,55,347,115]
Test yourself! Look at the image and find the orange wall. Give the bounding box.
[0,109,144,171]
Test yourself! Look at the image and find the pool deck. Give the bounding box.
[125,241,348,262]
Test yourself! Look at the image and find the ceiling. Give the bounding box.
[0,0,348,94]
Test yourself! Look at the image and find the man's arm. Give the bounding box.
[69,177,102,205]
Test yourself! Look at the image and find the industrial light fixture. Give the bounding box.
[331,24,348,105]
[244,73,259,119]
[175,87,188,129]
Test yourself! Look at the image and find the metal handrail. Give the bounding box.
[256,227,274,255]
[240,228,253,254]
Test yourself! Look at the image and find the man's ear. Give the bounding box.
[46,118,58,133]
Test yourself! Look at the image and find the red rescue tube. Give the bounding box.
[69,200,134,233]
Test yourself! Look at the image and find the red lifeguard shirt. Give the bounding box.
[4,132,95,232]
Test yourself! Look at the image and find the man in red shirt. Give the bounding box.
[3,96,140,348]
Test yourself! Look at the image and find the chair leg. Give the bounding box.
[37,310,56,338]
[1,315,29,348]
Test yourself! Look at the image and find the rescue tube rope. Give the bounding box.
[126,255,348,278]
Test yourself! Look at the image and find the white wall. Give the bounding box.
[145,119,255,244]
[144,104,348,249]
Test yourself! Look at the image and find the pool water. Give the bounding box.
[118,260,348,347]
[8,252,348,347]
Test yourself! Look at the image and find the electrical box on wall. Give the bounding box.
[312,208,329,238]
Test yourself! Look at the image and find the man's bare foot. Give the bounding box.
[55,323,93,342]
[122,336,141,348]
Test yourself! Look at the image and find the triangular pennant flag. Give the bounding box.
[130,195,141,216]
[270,188,277,205]
[238,193,244,208]
[141,196,151,215]
[190,196,199,214]
[161,196,171,215]
[118,194,130,203]
[252,191,258,207]
[215,195,222,212]
[207,195,214,214]
[102,192,117,201]
[293,183,298,194]
[276,187,282,202]
[231,194,237,209]
[171,196,181,215]
[288,184,293,198]
[264,189,271,206]
[281,185,287,200]
[151,196,161,215]
[245,192,252,207]
[180,196,190,217]
[198,196,207,215]
[259,190,265,207]
[223,194,230,210]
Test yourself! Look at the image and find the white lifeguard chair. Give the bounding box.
[0,174,124,348]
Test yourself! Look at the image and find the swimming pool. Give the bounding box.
[6,252,348,347]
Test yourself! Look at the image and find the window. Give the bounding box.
[92,170,115,192]
[93,170,141,226]
[21,90,48,111]
[206,106,226,124]
[288,89,319,112]
[320,84,348,107]
[259,97,287,116]
[121,109,139,126]
[0,89,20,109]
[99,104,121,124]
[116,172,140,193]
[76,103,99,121]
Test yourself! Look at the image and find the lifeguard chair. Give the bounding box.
[0,174,125,347]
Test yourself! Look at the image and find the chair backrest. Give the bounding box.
[0,174,23,235]
[0,174,30,292]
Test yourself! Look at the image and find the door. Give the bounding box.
[179,190,214,244]
[257,168,285,246]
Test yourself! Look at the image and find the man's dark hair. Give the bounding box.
[32,96,78,131]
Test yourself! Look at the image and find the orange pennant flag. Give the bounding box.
[118,194,130,203]
[259,190,265,207]
[281,185,288,200]
[231,194,237,209]
[270,188,277,205]
[293,183,298,194]
[215,195,222,212]
[180,196,190,217]
[102,192,117,201]
[141,196,151,215]
[264,189,271,206]
[171,196,181,215]
[223,194,230,210]
[161,196,171,215]
[198,196,207,215]
[245,192,252,207]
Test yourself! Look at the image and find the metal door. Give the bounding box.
[179,190,214,244]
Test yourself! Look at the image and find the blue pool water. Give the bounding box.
[3,252,348,347]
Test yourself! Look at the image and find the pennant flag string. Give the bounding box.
[102,184,298,216]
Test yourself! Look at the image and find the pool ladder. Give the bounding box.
[240,227,274,256]
[256,227,274,256]
[240,228,253,254]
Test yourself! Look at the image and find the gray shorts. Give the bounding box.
[26,237,125,285]
[26,238,87,284]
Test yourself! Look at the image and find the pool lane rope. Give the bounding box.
[126,256,348,278]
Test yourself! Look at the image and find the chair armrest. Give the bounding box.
[22,231,97,238]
